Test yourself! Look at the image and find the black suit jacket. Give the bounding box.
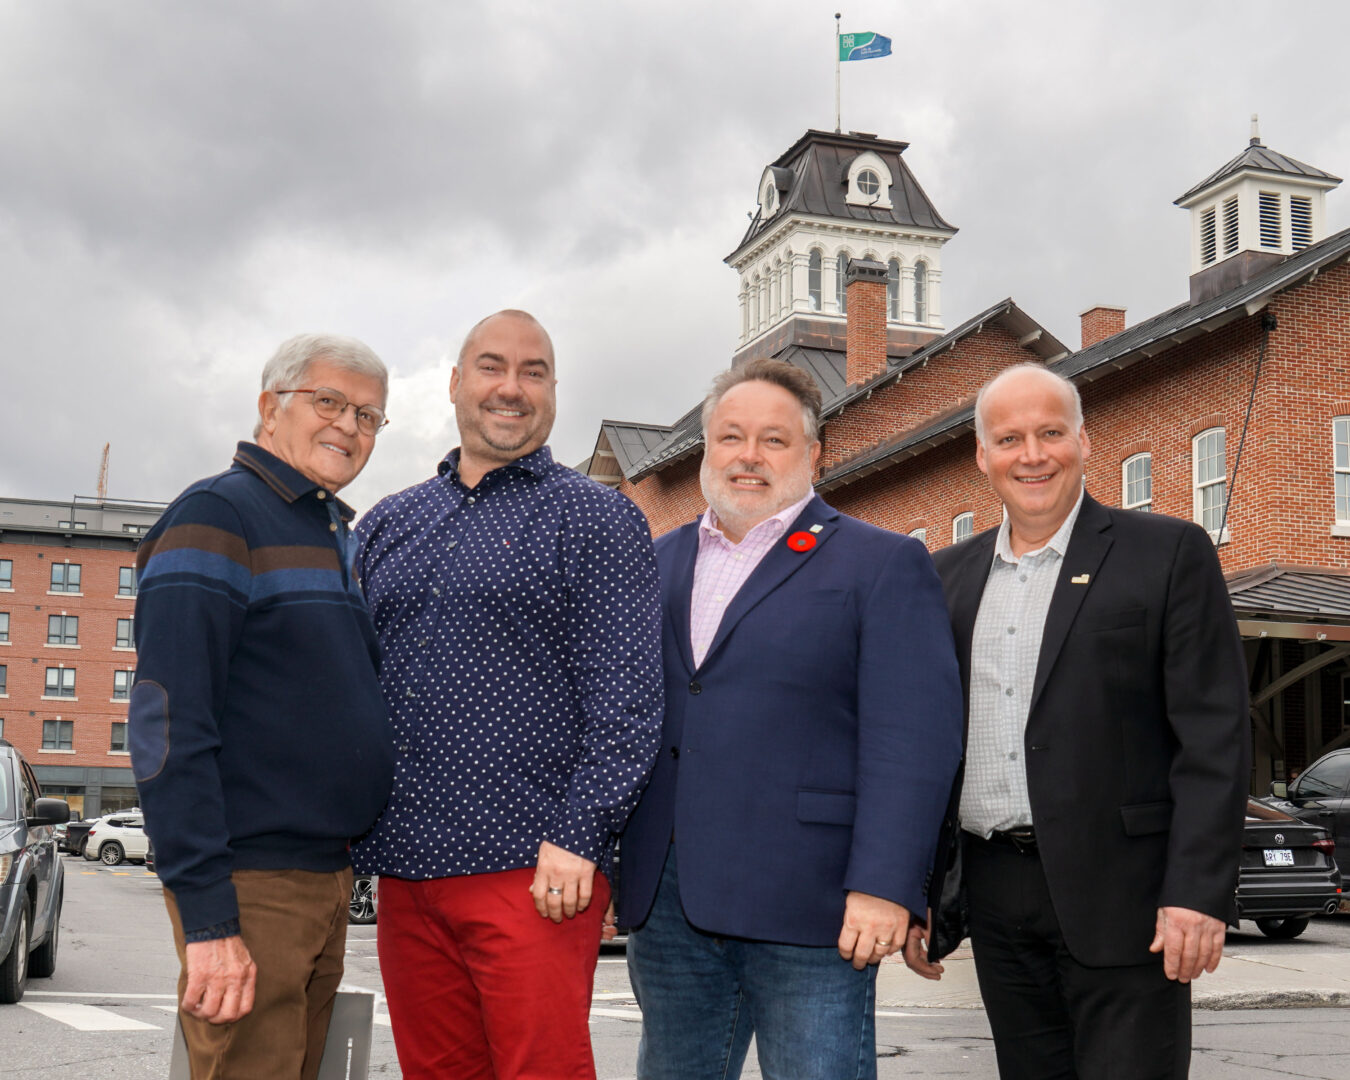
[926,494,1250,968]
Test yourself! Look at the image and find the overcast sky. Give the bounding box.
[3,0,1348,513]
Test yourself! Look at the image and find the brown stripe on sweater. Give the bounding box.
[251,545,341,574]
[137,524,251,571]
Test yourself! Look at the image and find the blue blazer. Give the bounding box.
[617,496,964,947]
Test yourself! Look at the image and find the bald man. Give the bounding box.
[905,364,1249,1080]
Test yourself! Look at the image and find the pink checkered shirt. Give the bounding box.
[690,492,816,667]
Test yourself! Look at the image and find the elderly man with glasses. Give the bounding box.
[129,334,396,1080]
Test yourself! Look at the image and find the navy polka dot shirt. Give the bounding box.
[352,446,664,881]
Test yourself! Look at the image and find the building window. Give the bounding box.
[0,612,8,643]
[909,528,928,545]
[1193,427,1227,535]
[887,259,901,320]
[113,669,134,700]
[914,262,928,323]
[118,567,138,597]
[808,250,822,311]
[1335,417,1350,524]
[1222,195,1239,258]
[0,666,6,695]
[1200,205,1217,265]
[110,722,128,752]
[0,560,10,589]
[1123,453,1153,512]
[1258,191,1281,249]
[836,254,850,314]
[58,520,88,531]
[50,563,82,593]
[0,718,4,738]
[45,667,76,698]
[123,523,150,535]
[856,169,880,198]
[1291,196,1312,251]
[115,618,135,649]
[42,719,73,751]
[953,512,974,544]
[47,614,79,646]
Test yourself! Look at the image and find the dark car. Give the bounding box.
[1234,797,1342,939]
[60,819,95,857]
[0,739,69,1003]
[1272,748,1350,882]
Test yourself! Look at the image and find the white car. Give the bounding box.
[82,814,149,866]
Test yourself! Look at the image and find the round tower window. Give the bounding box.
[857,169,881,197]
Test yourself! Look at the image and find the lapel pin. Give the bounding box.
[809,524,823,533]
[787,531,816,553]
[1071,573,1090,584]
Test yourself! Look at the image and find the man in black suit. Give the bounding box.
[903,363,1249,1080]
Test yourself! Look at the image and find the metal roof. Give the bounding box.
[1175,140,1341,205]
[728,130,956,264]
[1228,565,1350,623]
[600,421,672,476]
[1056,224,1350,385]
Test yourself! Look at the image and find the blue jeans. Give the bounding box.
[627,844,877,1080]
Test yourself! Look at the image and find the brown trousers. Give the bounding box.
[164,866,353,1080]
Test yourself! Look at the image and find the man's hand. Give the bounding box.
[530,840,598,922]
[182,934,256,1024]
[901,907,945,981]
[601,900,619,942]
[838,891,910,971]
[1149,905,1227,983]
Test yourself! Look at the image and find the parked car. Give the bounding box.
[0,739,68,1003]
[82,813,150,866]
[349,874,377,924]
[1234,797,1342,939]
[60,818,95,857]
[1272,748,1350,882]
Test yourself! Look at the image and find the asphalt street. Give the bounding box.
[2,859,1347,1078]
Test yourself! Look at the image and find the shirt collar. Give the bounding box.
[233,442,356,522]
[994,488,1085,565]
[437,445,555,484]
[699,491,815,547]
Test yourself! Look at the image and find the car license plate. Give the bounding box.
[1263,848,1294,867]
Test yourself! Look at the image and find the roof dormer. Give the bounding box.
[844,151,893,210]
[1176,117,1341,302]
[757,166,793,221]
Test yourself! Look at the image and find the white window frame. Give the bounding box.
[1122,452,1152,512]
[913,261,928,324]
[1334,417,1350,533]
[808,249,822,311]
[844,152,893,209]
[952,512,974,544]
[1192,427,1229,541]
[909,527,928,545]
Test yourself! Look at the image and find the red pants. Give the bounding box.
[378,867,610,1080]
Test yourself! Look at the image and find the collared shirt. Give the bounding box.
[352,446,663,880]
[960,491,1085,838]
[690,492,815,666]
[131,443,394,937]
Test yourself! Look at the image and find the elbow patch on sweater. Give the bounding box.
[129,681,171,783]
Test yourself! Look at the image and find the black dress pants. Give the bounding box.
[964,832,1191,1080]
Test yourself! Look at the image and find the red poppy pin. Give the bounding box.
[787,531,816,553]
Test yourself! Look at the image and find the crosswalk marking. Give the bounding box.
[20,1003,160,1031]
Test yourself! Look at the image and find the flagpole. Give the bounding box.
[834,13,842,132]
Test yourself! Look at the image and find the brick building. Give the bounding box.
[0,495,164,816]
[587,126,1350,789]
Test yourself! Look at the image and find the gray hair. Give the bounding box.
[973,363,1083,444]
[253,333,388,438]
[700,357,822,444]
[456,309,554,369]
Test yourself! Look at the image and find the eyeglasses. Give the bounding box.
[274,387,389,436]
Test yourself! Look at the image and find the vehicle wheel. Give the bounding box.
[1255,916,1309,939]
[99,842,125,867]
[0,897,31,1003]
[348,875,377,924]
[28,887,60,980]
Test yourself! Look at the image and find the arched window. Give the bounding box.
[952,512,974,544]
[1192,427,1226,536]
[909,527,928,546]
[1123,453,1152,512]
[741,288,749,337]
[914,261,928,323]
[750,274,760,330]
[808,250,822,311]
[887,259,901,321]
[780,261,792,313]
[836,254,850,314]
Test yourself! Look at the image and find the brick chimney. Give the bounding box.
[845,259,889,386]
[1079,305,1126,349]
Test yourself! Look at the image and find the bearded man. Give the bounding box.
[616,357,964,1080]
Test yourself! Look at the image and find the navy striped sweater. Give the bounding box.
[129,443,394,935]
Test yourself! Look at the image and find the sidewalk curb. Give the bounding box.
[1194,990,1350,1010]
